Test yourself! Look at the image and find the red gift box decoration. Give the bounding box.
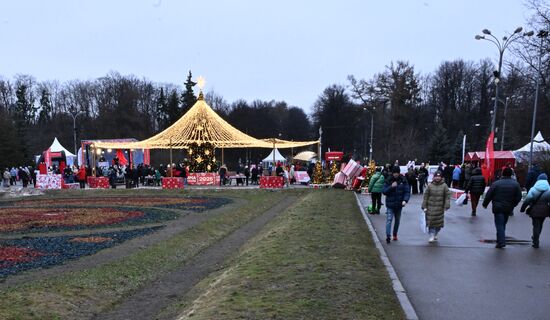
[259,176,284,189]
[87,177,110,189]
[162,177,184,189]
[342,159,362,179]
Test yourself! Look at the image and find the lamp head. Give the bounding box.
[482,29,491,35]
[525,30,535,37]
[475,35,484,40]
[514,27,523,34]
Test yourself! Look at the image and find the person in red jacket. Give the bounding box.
[77,166,87,189]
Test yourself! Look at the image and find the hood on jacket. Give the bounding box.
[472,167,482,175]
[532,179,550,192]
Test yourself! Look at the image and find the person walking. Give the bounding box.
[422,171,451,242]
[10,167,17,186]
[3,168,10,187]
[244,165,250,186]
[368,167,385,214]
[219,164,227,186]
[520,174,550,248]
[482,168,522,248]
[77,165,87,189]
[382,166,410,244]
[406,167,418,194]
[464,167,486,216]
[452,165,461,188]
[418,163,428,194]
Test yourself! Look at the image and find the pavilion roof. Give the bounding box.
[93,94,318,150]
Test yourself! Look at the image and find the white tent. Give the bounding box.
[262,148,286,165]
[514,131,550,152]
[293,151,316,162]
[49,137,76,166]
[49,137,76,156]
[513,131,550,163]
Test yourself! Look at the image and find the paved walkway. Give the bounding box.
[359,193,550,320]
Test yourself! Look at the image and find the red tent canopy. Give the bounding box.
[467,151,516,177]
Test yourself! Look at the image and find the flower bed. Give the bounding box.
[5,196,231,212]
[0,227,162,277]
[0,207,179,233]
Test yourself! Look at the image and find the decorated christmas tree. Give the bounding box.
[188,142,217,173]
[313,161,325,184]
[328,161,339,182]
[363,160,377,187]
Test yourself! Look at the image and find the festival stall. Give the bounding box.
[91,85,319,187]
[79,139,150,170]
[36,137,76,167]
[262,148,286,166]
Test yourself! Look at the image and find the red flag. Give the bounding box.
[483,132,495,183]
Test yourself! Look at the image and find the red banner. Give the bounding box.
[482,132,495,183]
[187,173,221,186]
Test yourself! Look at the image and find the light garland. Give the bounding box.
[93,92,319,150]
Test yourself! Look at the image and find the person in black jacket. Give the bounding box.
[482,168,522,248]
[465,167,486,216]
[382,166,411,244]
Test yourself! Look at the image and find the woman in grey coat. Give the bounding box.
[422,171,451,242]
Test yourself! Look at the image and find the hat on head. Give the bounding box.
[537,173,548,181]
[502,168,513,177]
[434,171,443,177]
[391,166,401,174]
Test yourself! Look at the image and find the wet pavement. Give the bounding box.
[359,193,550,320]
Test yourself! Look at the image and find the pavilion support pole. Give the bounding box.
[221,147,225,166]
[317,139,323,168]
[169,138,173,178]
[92,145,96,176]
[273,140,276,176]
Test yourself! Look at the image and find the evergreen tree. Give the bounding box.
[38,88,52,124]
[428,124,451,164]
[155,87,168,130]
[0,110,24,166]
[166,89,180,126]
[188,142,217,173]
[14,84,36,163]
[181,71,197,115]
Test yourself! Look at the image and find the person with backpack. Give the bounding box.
[464,167,486,216]
[368,167,385,214]
[482,168,522,248]
[520,173,550,248]
[382,166,410,243]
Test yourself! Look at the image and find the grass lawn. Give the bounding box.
[164,189,405,320]
[0,189,296,320]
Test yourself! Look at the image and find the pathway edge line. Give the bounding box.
[354,193,418,320]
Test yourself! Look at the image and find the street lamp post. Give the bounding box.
[362,106,375,163]
[529,30,549,170]
[475,27,534,138]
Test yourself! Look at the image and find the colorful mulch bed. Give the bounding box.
[0,227,162,277]
[0,207,176,233]
[0,195,232,277]
[2,196,232,212]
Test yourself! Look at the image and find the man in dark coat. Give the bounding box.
[482,168,523,248]
[465,167,486,216]
[382,166,410,244]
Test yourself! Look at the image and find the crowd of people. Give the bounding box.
[367,160,549,249]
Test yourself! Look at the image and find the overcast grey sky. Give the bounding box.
[0,0,529,111]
